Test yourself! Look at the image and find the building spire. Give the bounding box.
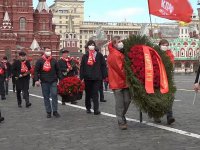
[0,11,13,30]
[3,11,10,22]
[30,38,40,51]
[36,0,50,13]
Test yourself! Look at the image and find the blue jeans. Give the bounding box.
[41,82,58,113]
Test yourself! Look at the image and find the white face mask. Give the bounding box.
[117,42,124,50]
[160,46,168,51]
[88,45,95,50]
[45,51,51,56]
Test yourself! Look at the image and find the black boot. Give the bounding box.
[0,112,4,123]
[26,103,32,108]
[53,111,60,118]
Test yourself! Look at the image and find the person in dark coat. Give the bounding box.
[12,51,32,108]
[0,60,7,100]
[34,47,61,118]
[80,40,107,115]
[2,56,11,95]
[58,49,79,105]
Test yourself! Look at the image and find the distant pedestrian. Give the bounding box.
[0,60,7,100]
[12,51,32,108]
[2,56,11,95]
[34,47,61,118]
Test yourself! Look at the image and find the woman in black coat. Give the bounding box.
[80,40,107,115]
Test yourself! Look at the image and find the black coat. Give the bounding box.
[58,59,78,79]
[80,51,107,80]
[34,57,61,83]
[0,62,7,80]
[12,60,31,80]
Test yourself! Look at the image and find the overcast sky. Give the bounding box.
[33,0,198,23]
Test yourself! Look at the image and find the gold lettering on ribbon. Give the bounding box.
[144,54,153,82]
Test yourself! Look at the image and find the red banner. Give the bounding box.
[148,0,193,23]
[143,46,169,94]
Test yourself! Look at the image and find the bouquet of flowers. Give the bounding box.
[124,35,176,118]
[57,77,85,101]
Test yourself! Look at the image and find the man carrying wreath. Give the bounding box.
[58,49,79,105]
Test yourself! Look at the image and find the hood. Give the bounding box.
[108,42,117,53]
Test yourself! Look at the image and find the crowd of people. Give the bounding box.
[0,36,186,130]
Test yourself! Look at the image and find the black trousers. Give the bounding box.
[0,77,5,99]
[84,80,101,112]
[16,77,30,105]
[12,76,16,91]
[99,80,104,101]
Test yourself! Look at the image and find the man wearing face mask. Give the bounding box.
[80,40,107,115]
[58,49,78,105]
[107,36,131,130]
[12,51,32,108]
[34,47,61,118]
[154,39,175,125]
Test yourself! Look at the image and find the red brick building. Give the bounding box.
[0,0,60,62]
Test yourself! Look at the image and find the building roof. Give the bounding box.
[36,1,50,13]
[30,38,40,51]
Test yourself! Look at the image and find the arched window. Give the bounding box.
[42,20,46,31]
[19,18,26,31]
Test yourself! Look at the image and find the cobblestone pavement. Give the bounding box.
[0,73,200,150]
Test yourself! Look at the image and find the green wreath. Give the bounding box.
[123,35,176,118]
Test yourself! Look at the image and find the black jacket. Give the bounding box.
[12,60,31,80]
[34,57,61,83]
[58,59,78,79]
[80,51,107,80]
[0,62,7,79]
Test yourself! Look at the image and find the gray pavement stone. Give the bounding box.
[0,74,200,149]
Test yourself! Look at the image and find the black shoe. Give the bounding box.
[71,101,77,104]
[94,111,101,115]
[53,111,60,118]
[47,112,51,118]
[86,109,92,114]
[18,104,22,108]
[26,103,32,108]
[100,99,107,102]
[62,102,66,105]
[167,117,175,125]
[6,93,8,95]
[1,97,6,100]
[0,117,4,123]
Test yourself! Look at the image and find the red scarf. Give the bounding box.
[21,61,28,73]
[0,65,4,75]
[87,50,96,66]
[61,57,72,70]
[42,55,52,72]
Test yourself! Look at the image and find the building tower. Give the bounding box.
[33,0,60,57]
[0,11,17,59]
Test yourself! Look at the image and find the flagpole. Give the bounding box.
[147,0,153,32]
[193,69,200,104]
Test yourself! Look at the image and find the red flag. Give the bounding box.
[148,0,193,23]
